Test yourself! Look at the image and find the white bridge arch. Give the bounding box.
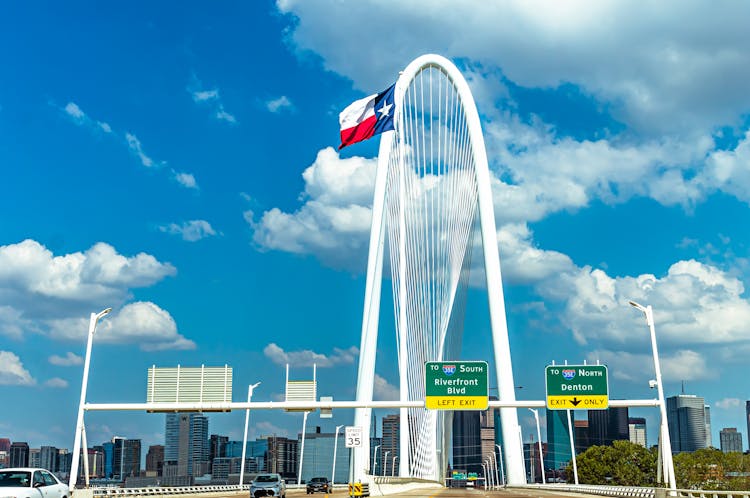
[352,54,525,485]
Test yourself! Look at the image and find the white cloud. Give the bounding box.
[60,103,197,185]
[0,239,185,351]
[125,132,155,167]
[373,374,399,401]
[255,421,291,439]
[587,349,711,383]
[44,377,68,388]
[0,306,35,339]
[715,398,741,409]
[0,351,35,385]
[188,74,237,124]
[251,147,376,269]
[48,352,82,366]
[278,1,750,135]
[263,343,358,367]
[192,89,219,102]
[64,102,85,120]
[173,171,198,189]
[48,302,195,351]
[159,220,218,242]
[266,96,294,113]
[215,107,237,123]
[63,102,112,135]
[541,258,750,349]
[0,239,175,307]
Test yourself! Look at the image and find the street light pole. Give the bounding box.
[495,444,505,486]
[383,451,389,476]
[69,308,111,492]
[298,411,311,486]
[528,408,546,484]
[332,425,344,487]
[489,451,499,489]
[240,382,261,489]
[391,456,397,477]
[629,301,676,491]
[372,445,380,476]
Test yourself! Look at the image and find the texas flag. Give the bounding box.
[338,83,395,149]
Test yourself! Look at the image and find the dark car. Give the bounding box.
[306,477,330,494]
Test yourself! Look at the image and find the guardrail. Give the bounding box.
[522,484,656,498]
[521,484,750,498]
[89,485,248,496]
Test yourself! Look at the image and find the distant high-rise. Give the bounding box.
[103,441,114,478]
[29,448,40,468]
[588,407,629,446]
[209,435,228,470]
[123,439,141,477]
[382,415,400,475]
[719,428,743,453]
[545,410,571,471]
[480,408,497,471]
[628,418,647,447]
[40,446,59,472]
[704,406,712,448]
[452,411,480,476]
[265,435,298,479]
[146,445,164,475]
[746,401,750,451]
[164,413,210,477]
[667,394,709,453]
[574,420,589,453]
[297,427,350,483]
[111,437,126,479]
[10,442,29,467]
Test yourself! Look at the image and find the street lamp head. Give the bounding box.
[628,300,646,313]
[98,307,113,318]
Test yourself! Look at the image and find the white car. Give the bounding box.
[250,473,286,498]
[0,468,69,498]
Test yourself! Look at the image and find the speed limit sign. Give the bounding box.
[345,426,363,448]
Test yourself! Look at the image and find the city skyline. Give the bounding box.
[2,1,750,456]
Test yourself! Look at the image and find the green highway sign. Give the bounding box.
[545,364,609,410]
[425,361,488,410]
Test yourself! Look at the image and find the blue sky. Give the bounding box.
[2,1,750,457]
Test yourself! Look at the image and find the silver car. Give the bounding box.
[250,473,286,498]
[0,468,69,498]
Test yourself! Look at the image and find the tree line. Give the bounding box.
[564,441,750,490]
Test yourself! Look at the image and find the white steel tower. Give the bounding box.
[352,54,524,485]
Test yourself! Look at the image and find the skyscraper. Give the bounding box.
[265,435,298,479]
[588,407,629,446]
[667,394,709,453]
[746,401,750,451]
[9,442,29,467]
[545,409,571,471]
[164,413,210,478]
[480,408,497,471]
[719,428,743,453]
[574,420,589,453]
[111,437,126,479]
[452,411,480,476]
[209,435,228,470]
[39,446,59,472]
[146,445,164,476]
[123,439,141,478]
[297,427,350,483]
[628,418,647,447]
[382,415,400,476]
